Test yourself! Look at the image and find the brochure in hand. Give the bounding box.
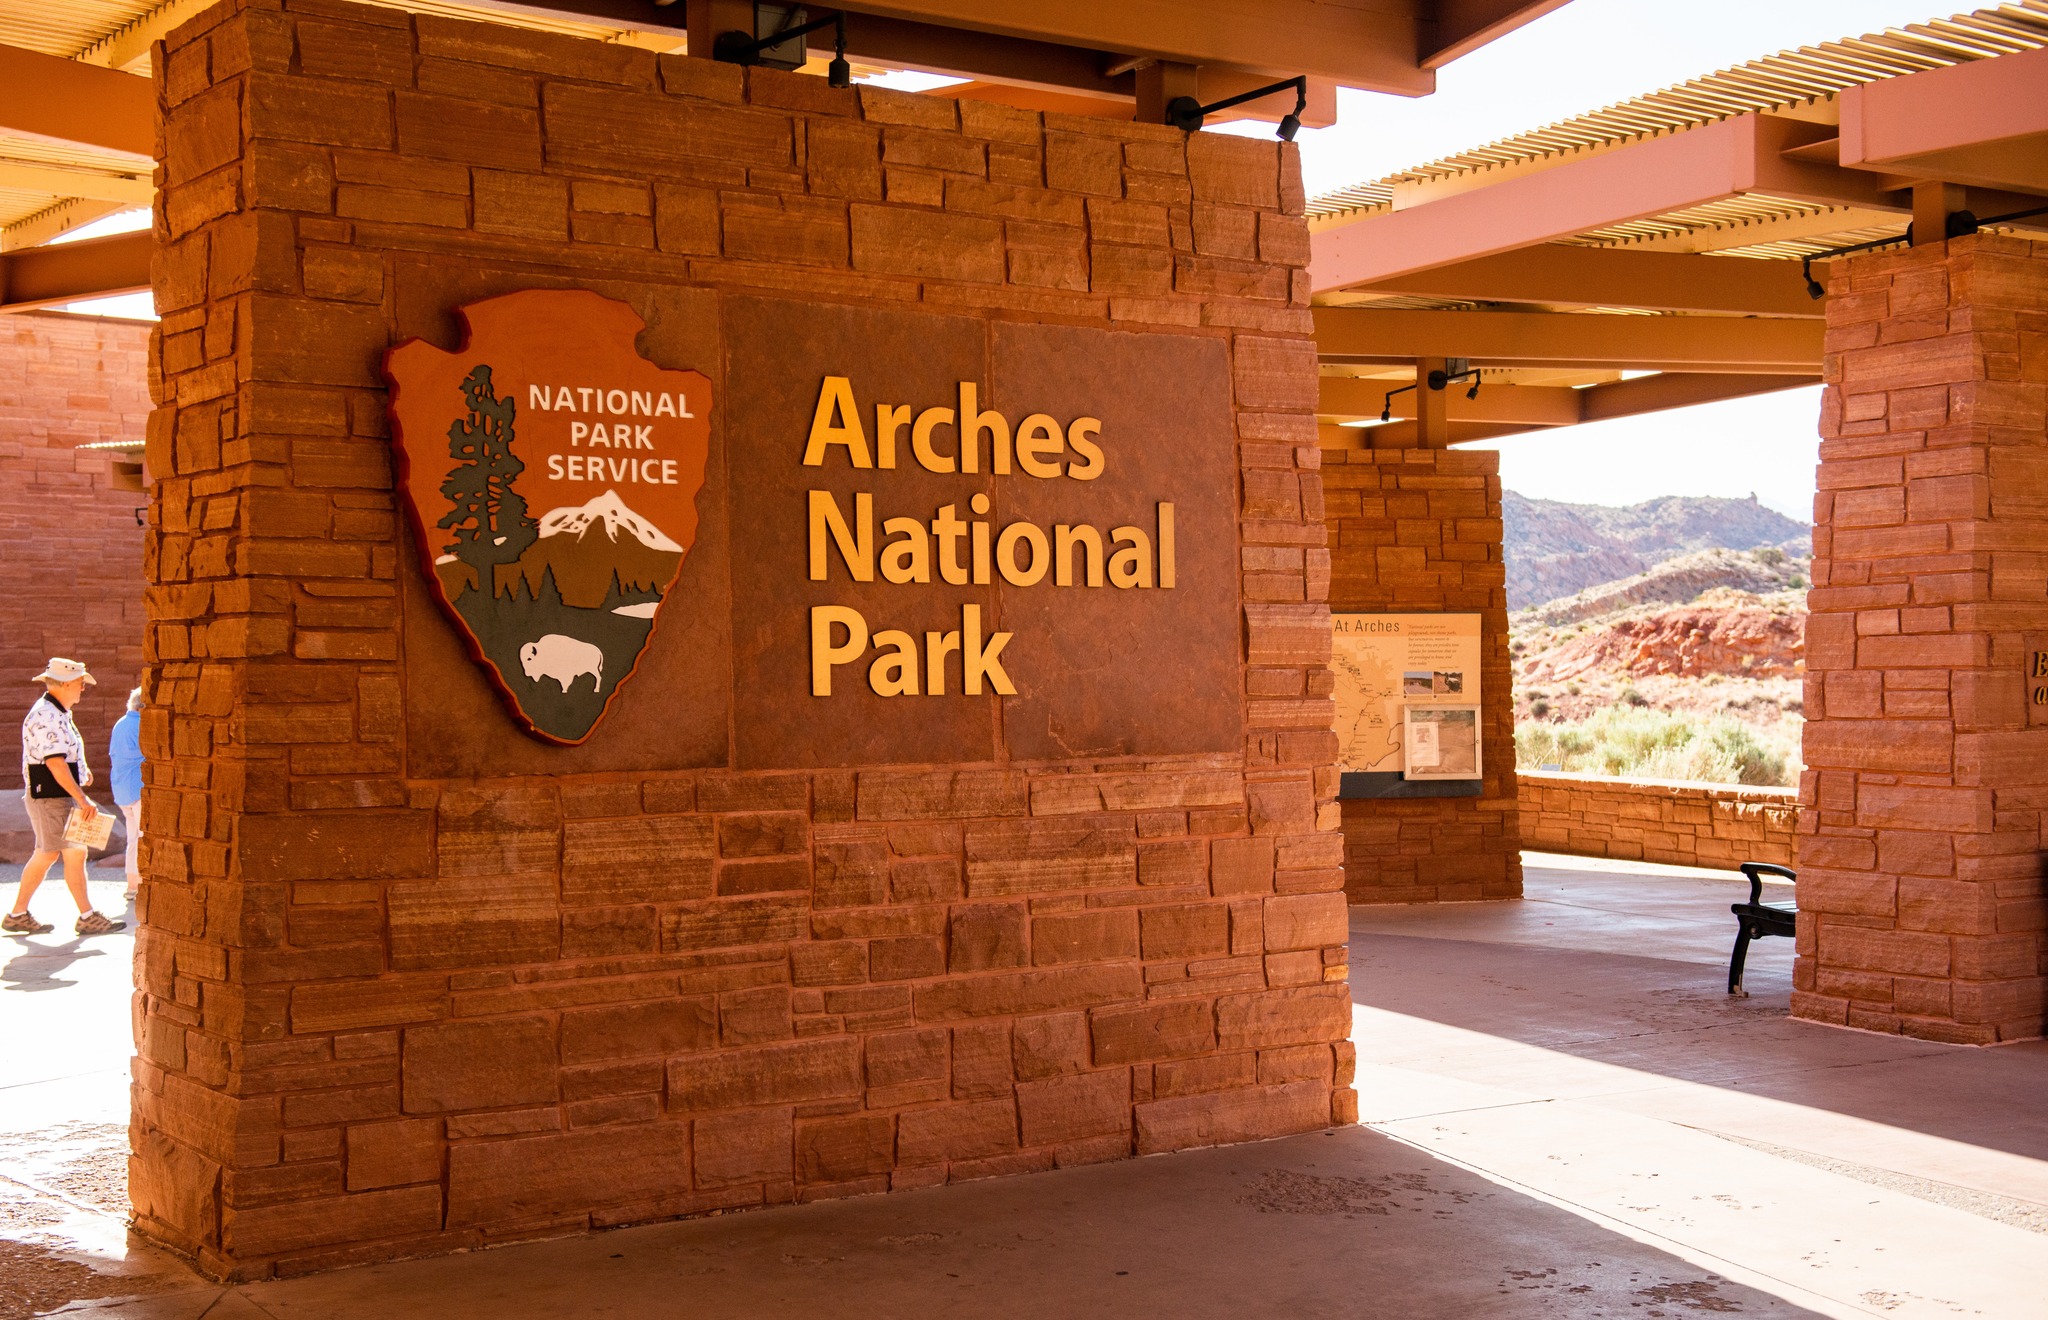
[64,805,114,851]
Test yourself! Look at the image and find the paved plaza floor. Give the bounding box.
[2,855,2041,1319]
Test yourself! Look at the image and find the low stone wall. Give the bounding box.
[1517,772,1796,871]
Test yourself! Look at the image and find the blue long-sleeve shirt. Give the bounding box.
[109,711,143,807]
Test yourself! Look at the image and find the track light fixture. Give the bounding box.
[1426,361,1480,396]
[715,8,850,88]
[1165,75,1309,141]
[1378,380,1417,422]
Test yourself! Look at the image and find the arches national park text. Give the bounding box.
[800,375,1177,700]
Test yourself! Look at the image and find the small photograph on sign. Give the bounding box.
[1434,670,1464,695]
[1402,671,1434,697]
[1402,706,1481,781]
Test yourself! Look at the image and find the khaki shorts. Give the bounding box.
[22,795,78,854]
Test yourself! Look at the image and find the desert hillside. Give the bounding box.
[1505,491,1810,611]
[1507,499,1810,787]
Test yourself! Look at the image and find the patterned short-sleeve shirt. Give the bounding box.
[21,693,86,787]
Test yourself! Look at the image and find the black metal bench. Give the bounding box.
[1728,861,1796,997]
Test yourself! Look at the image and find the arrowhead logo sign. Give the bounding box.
[385,290,711,744]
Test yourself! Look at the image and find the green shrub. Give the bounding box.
[1514,705,1799,787]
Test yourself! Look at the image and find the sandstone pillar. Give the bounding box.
[1800,232,2048,1044]
[134,0,1350,1278]
[1322,442,1521,902]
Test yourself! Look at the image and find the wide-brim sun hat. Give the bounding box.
[32,658,95,685]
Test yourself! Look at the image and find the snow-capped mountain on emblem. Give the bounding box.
[384,290,712,745]
[538,490,685,551]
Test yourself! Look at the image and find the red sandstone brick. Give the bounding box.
[1090,999,1215,1064]
[1134,1080,1325,1155]
[1031,910,1138,965]
[667,1037,861,1110]
[797,1114,895,1183]
[402,1017,557,1113]
[916,965,1144,1021]
[561,999,716,1065]
[898,1098,1018,1165]
[949,903,1029,971]
[446,1123,689,1229]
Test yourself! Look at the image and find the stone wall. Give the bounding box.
[1321,444,1521,903]
[135,0,1351,1279]
[1518,772,1796,870]
[0,312,151,787]
[1800,232,2048,1045]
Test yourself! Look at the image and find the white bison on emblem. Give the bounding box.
[520,634,605,694]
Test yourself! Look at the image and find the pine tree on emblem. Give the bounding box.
[439,365,538,590]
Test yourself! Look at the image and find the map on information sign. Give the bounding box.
[1331,614,1482,780]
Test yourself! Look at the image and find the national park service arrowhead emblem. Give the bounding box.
[385,290,711,744]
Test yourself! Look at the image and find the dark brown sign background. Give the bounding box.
[404,284,1242,774]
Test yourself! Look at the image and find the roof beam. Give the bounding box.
[0,42,154,157]
[476,0,1436,95]
[75,0,217,71]
[1321,370,1816,430]
[0,200,130,253]
[830,1,1433,93]
[1422,0,1572,69]
[1313,306,1823,373]
[1312,113,1904,291]
[1839,45,2048,196]
[1355,244,1823,316]
[0,163,153,207]
[0,231,152,314]
[1576,371,1816,424]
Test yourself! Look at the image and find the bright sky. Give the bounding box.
[52,3,1954,519]
[1238,0,1951,520]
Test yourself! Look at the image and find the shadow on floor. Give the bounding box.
[1350,865,2048,1165]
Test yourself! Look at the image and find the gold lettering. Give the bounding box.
[1055,524,1104,588]
[963,604,1015,696]
[880,516,931,584]
[869,629,920,696]
[934,504,969,586]
[875,403,910,470]
[1015,413,1064,479]
[1158,502,1176,589]
[1109,525,1154,588]
[997,522,1049,587]
[958,382,1011,476]
[808,489,874,582]
[912,406,957,474]
[804,376,872,468]
[926,629,961,696]
[1065,417,1104,480]
[811,605,868,696]
[970,492,991,585]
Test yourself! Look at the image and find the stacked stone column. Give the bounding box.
[1321,444,1521,902]
[133,0,1351,1279]
[1800,232,2048,1044]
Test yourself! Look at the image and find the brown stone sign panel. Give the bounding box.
[386,289,712,743]
[725,296,1242,769]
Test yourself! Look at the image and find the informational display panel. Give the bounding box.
[1331,613,1483,796]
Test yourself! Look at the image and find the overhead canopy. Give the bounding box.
[0,0,1566,261]
[1307,2,2048,447]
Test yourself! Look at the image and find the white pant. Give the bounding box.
[122,801,141,884]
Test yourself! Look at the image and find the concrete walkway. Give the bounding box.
[2,855,2041,1319]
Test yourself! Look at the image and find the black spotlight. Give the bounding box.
[715,8,849,88]
[826,13,850,88]
[1166,75,1308,142]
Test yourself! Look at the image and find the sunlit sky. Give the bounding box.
[59,2,1955,518]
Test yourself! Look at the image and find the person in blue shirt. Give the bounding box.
[109,687,144,902]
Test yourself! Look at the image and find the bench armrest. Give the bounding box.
[1740,861,1797,906]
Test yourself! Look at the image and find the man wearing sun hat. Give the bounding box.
[5,658,125,937]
